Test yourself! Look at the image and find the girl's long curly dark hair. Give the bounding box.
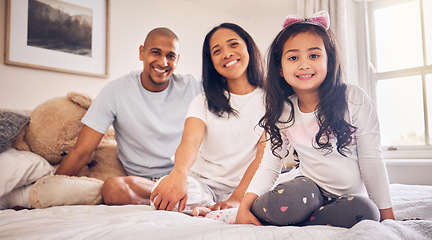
[202,23,264,117]
[261,22,356,158]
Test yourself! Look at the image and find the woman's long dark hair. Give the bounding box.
[261,22,356,158]
[202,23,264,117]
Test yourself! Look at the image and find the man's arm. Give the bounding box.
[150,117,205,212]
[55,125,104,176]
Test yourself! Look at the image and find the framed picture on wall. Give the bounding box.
[5,0,109,78]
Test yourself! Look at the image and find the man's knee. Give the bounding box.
[101,177,129,205]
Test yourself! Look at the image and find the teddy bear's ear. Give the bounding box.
[66,92,93,110]
[13,125,30,151]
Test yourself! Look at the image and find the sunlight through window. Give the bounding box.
[368,0,431,153]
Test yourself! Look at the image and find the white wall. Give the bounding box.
[0,0,296,110]
[386,160,432,185]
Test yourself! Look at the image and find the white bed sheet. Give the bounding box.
[0,184,431,240]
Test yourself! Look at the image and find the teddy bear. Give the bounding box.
[13,92,126,181]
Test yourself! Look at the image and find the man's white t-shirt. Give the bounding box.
[82,70,202,178]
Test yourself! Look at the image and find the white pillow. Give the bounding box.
[0,148,55,197]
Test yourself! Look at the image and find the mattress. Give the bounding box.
[0,184,431,240]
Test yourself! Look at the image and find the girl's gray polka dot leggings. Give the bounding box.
[251,176,380,228]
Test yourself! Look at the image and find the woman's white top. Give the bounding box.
[187,88,265,189]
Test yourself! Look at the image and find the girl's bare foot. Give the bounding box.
[192,206,212,217]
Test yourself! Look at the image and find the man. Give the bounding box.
[55,27,202,205]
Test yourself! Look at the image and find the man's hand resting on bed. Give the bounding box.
[150,169,188,212]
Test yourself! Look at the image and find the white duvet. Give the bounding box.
[0,184,431,240]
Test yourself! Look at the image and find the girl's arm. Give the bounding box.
[207,134,266,211]
[380,207,395,221]
[235,192,262,225]
[150,117,205,212]
[349,86,394,219]
[235,130,288,224]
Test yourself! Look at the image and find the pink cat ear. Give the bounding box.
[282,10,330,30]
[307,10,330,30]
[282,14,304,28]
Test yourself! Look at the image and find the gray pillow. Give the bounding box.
[0,111,30,153]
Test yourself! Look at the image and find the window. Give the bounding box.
[366,0,432,158]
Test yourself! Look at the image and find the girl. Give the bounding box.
[236,11,395,228]
[150,23,266,214]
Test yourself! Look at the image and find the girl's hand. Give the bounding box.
[235,192,262,225]
[380,207,395,221]
[235,208,262,226]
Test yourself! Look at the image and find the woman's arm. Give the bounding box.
[150,117,205,212]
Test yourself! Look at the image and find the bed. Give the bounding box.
[0,183,431,240]
[1,111,432,239]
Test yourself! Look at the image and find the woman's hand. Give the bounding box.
[150,169,188,212]
[151,117,206,212]
[191,199,240,217]
[209,198,241,211]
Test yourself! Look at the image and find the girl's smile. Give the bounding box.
[296,73,315,80]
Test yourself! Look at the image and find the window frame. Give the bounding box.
[357,0,432,159]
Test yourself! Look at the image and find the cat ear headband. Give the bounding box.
[282,10,330,30]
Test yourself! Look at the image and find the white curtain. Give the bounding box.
[295,0,355,84]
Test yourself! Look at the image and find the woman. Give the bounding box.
[150,23,266,214]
